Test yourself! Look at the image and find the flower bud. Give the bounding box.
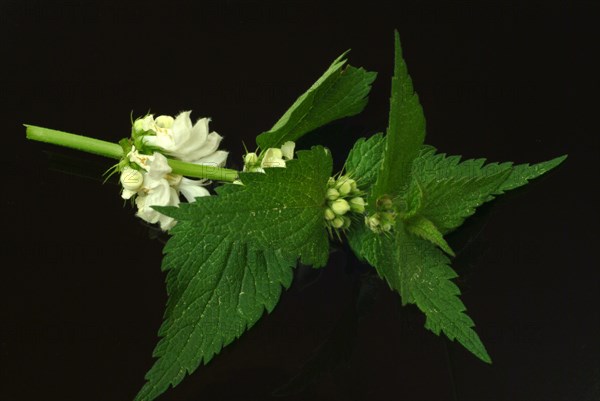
[324,208,336,221]
[120,167,144,191]
[338,181,352,196]
[155,115,174,129]
[244,152,258,166]
[132,115,154,135]
[349,197,365,213]
[262,148,285,168]
[350,180,359,194]
[133,119,144,134]
[330,198,350,215]
[377,196,394,210]
[331,216,344,229]
[342,216,352,229]
[326,188,340,201]
[365,215,380,231]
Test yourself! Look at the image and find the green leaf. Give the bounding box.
[344,132,385,188]
[136,147,333,401]
[405,215,455,256]
[371,31,426,201]
[256,53,376,150]
[410,148,567,233]
[494,154,567,194]
[408,166,512,234]
[347,223,491,363]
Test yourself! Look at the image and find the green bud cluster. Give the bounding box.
[365,195,396,233]
[324,175,366,232]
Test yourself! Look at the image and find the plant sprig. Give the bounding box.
[24,31,566,401]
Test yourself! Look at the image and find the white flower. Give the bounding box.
[121,148,212,230]
[261,148,286,168]
[260,141,296,169]
[242,152,264,173]
[131,152,179,231]
[138,111,228,166]
[119,167,144,200]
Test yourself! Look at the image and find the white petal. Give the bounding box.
[159,215,177,231]
[137,115,155,132]
[128,147,153,171]
[155,115,174,129]
[182,132,223,161]
[142,128,177,153]
[261,147,286,168]
[179,178,211,202]
[145,152,172,180]
[174,118,214,161]
[121,188,137,200]
[281,141,295,160]
[194,150,229,167]
[171,111,193,146]
[263,148,283,160]
[191,117,209,147]
[136,182,179,228]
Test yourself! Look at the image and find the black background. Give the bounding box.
[1,1,598,400]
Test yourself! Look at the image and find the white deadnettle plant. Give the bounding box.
[119,111,229,230]
[24,33,569,401]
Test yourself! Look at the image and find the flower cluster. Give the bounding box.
[118,111,228,231]
[324,175,365,232]
[243,141,295,173]
[365,195,396,233]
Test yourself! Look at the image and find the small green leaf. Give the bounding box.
[371,31,426,201]
[405,215,455,256]
[136,147,333,401]
[256,53,376,151]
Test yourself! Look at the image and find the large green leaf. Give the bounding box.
[371,30,426,201]
[256,54,376,150]
[409,148,567,233]
[347,222,491,363]
[135,147,333,401]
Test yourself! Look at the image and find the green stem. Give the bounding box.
[26,124,123,159]
[168,159,238,182]
[25,124,239,182]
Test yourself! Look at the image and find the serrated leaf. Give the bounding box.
[405,215,455,256]
[409,167,512,234]
[347,222,491,363]
[135,246,295,401]
[256,54,376,150]
[135,147,333,401]
[410,149,567,233]
[494,154,567,194]
[344,132,385,188]
[371,31,426,201]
